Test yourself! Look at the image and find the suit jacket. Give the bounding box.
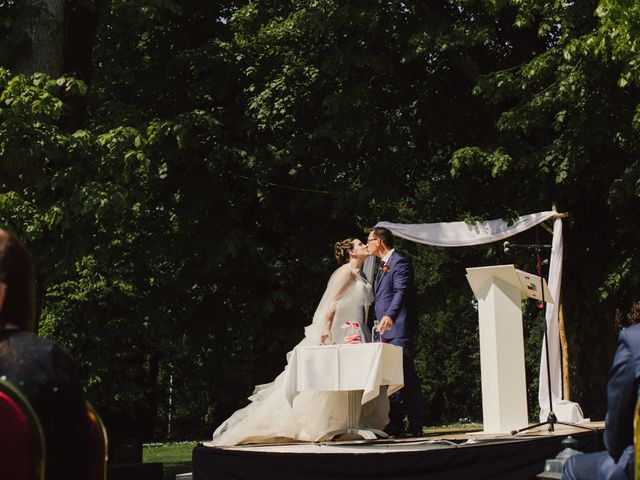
[0,329,95,480]
[374,250,418,341]
[602,323,640,477]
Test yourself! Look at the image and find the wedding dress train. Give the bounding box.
[209,264,388,446]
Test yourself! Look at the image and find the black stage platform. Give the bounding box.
[192,424,603,480]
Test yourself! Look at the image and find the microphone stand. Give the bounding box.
[510,246,595,435]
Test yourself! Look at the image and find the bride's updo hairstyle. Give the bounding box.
[334,238,356,264]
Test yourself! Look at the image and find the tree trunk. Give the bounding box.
[13,0,66,77]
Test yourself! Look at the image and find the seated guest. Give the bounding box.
[562,323,640,480]
[0,229,95,479]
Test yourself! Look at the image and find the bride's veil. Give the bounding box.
[211,263,365,444]
[258,264,357,394]
[299,264,354,347]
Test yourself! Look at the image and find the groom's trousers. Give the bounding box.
[383,337,426,433]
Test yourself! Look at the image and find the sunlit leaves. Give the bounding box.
[450,146,512,178]
[592,0,640,87]
[6,0,640,435]
[450,0,640,415]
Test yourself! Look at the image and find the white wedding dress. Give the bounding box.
[209,264,388,446]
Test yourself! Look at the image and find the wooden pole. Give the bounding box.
[559,300,570,400]
[549,203,571,400]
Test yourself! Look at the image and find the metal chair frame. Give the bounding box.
[86,400,109,480]
[0,378,46,480]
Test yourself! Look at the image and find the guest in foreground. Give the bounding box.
[209,237,387,446]
[0,229,95,479]
[367,226,426,437]
[562,323,640,480]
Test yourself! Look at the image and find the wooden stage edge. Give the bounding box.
[192,422,605,480]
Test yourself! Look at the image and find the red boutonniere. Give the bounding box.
[380,262,390,273]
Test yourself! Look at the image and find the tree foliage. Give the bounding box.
[1,0,640,438]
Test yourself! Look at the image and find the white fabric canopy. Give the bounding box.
[369,211,583,423]
[376,211,556,247]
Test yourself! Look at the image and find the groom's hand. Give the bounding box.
[379,315,393,333]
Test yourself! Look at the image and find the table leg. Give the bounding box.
[315,390,389,442]
[347,390,360,429]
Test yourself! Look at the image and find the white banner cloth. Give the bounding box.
[370,211,583,423]
[376,211,556,247]
[283,343,404,405]
[538,219,584,422]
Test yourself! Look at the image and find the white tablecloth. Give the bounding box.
[283,343,404,405]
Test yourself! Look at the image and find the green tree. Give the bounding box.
[4,0,640,440]
[450,0,640,417]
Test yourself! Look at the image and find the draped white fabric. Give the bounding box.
[538,219,584,422]
[372,211,583,423]
[537,218,564,421]
[376,211,556,247]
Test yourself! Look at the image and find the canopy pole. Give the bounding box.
[550,203,571,400]
[559,300,570,400]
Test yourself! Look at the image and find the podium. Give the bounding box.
[466,265,553,434]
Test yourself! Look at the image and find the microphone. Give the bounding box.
[503,241,511,254]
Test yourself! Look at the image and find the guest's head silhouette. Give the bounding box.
[0,229,36,332]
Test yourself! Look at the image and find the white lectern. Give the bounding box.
[466,265,553,434]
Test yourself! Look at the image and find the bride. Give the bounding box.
[209,237,387,445]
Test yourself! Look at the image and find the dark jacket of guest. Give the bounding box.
[562,323,640,480]
[602,323,640,475]
[0,328,95,480]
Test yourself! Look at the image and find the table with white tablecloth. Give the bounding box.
[283,342,404,441]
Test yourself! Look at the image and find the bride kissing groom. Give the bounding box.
[209,230,427,445]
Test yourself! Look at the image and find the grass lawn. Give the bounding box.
[144,441,199,480]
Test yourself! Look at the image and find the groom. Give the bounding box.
[367,226,426,437]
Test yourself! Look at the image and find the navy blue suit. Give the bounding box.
[563,324,640,480]
[374,250,425,433]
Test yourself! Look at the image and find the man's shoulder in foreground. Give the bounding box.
[619,323,640,346]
